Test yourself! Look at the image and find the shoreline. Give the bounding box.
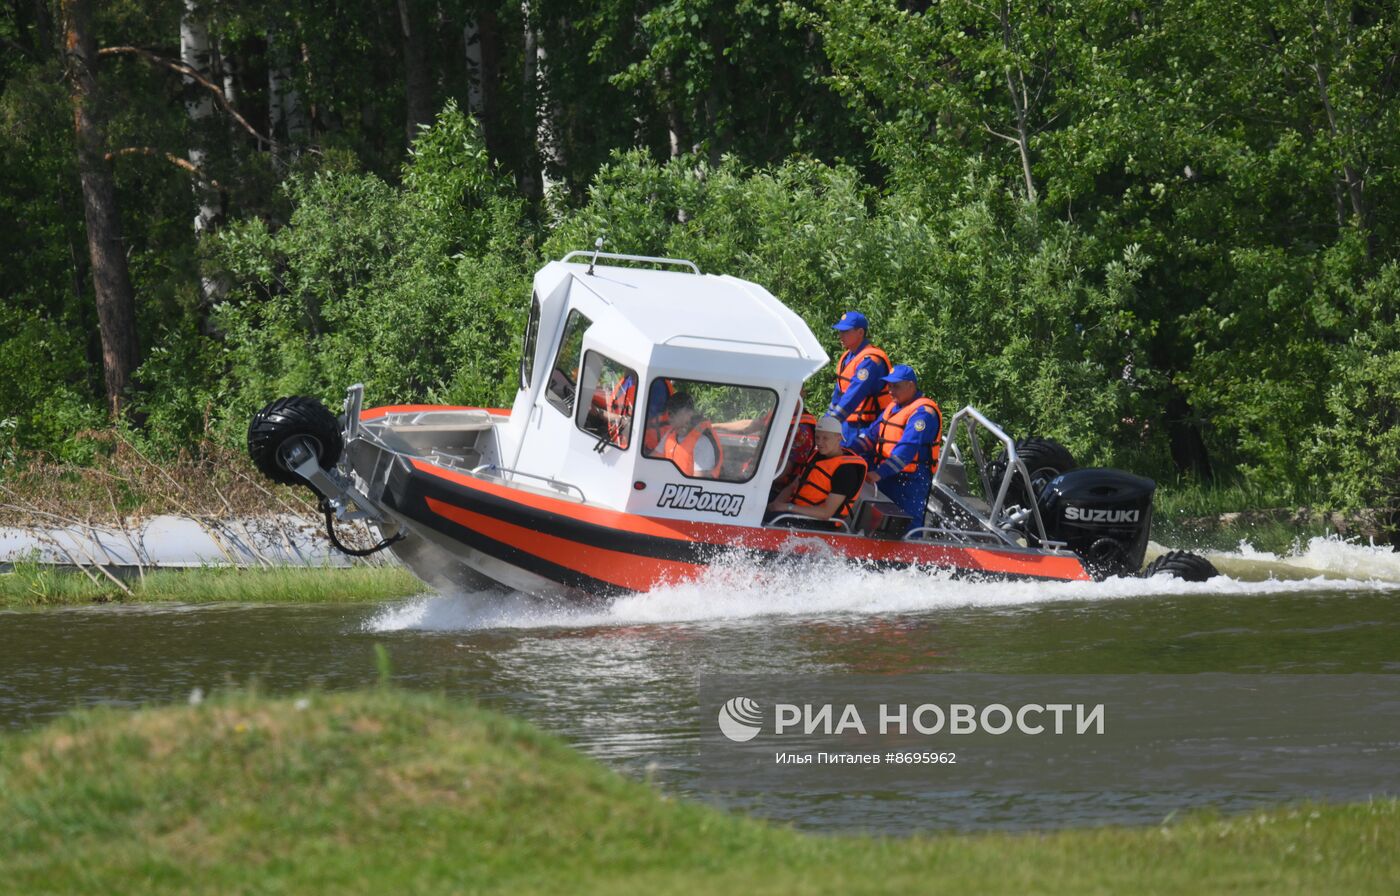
[5,449,1394,561]
[1137,504,1396,555]
[0,564,423,608]
[4,507,1395,609]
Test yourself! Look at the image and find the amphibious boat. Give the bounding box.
[248,247,1213,598]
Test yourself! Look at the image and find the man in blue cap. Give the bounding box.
[848,364,942,533]
[827,311,892,442]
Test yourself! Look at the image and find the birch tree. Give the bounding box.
[180,0,224,311]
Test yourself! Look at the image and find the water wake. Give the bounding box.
[1201,534,1400,582]
[363,535,1398,634]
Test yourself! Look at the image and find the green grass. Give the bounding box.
[1153,515,1335,555]
[1153,480,1349,554]
[1,689,1396,894]
[1152,479,1319,519]
[0,563,423,608]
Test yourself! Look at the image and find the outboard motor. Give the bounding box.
[1037,469,1154,578]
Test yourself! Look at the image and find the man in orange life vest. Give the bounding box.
[608,375,673,450]
[847,364,942,533]
[827,310,892,443]
[657,392,723,479]
[766,415,868,528]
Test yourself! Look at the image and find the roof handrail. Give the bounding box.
[559,250,701,275]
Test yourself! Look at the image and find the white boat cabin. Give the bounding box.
[500,252,827,525]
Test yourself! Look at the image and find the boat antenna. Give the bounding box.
[587,237,604,275]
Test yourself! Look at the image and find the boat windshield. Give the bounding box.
[642,377,778,483]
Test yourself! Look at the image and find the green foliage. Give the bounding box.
[0,304,106,461]
[0,61,106,460]
[549,153,1148,464]
[1309,262,1400,511]
[128,323,229,455]
[209,103,534,438]
[4,0,1400,517]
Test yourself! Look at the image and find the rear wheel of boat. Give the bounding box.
[1141,550,1219,581]
[991,437,1078,506]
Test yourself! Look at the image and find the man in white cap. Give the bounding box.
[766,415,869,528]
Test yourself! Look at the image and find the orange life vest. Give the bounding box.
[793,451,868,519]
[610,377,674,450]
[603,378,632,446]
[835,344,893,427]
[660,421,724,479]
[875,397,942,474]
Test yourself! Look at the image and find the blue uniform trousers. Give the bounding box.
[877,469,932,534]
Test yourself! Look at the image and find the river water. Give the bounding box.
[4,537,1399,833]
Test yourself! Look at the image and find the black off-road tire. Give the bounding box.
[247,396,344,488]
[991,437,1078,506]
[1141,550,1219,582]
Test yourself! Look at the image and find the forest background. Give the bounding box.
[2,0,1397,520]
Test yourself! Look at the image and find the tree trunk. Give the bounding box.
[1312,57,1369,232]
[1006,66,1038,204]
[705,16,726,164]
[661,64,685,159]
[999,3,1038,204]
[180,1,219,236]
[216,35,238,107]
[19,0,53,55]
[476,8,503,160]
[1165,393,1214,482]
[463,15,484,120]
[267,26,308,147]
[62,0,139,419]
[397,0,434,143]
[181,0,226,317]
[534,21,564,195]
[519,0,540,200]
[267,33,285,139]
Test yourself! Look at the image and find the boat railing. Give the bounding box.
[765,514,851,534]
[932,406,1057,548]
[344,383,365,442]
[559,249,701,275]
[469,464,588,503]
[903,525,1008,546]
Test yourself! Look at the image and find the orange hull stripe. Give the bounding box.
[410,460,1090,582]
[424,497,700,591]
[412,459,698,537]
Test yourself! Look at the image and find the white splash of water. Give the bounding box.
[363,534,1398,634]
[1205,534,1400,581]
[363,586,590,631]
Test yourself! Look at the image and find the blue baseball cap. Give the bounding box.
[832,311,869,332]
[882,364,918,384]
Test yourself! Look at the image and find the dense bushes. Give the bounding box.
[6,102,1392,514]
[548,155,1151,467]
[206,104,535,442]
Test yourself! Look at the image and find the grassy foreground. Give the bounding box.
[1,690,1396,895]
[0,564,423,608]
